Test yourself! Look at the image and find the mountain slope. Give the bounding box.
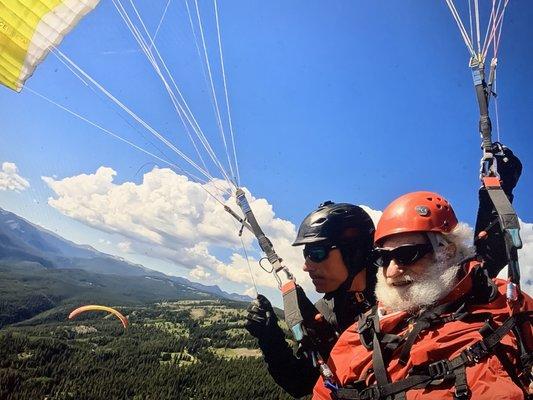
[0,208,252,303]
[0,262,221,328]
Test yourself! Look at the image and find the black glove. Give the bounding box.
[492,142,522,199]
[245,294,282,342]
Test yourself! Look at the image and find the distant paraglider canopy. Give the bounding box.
[69,305,129,329]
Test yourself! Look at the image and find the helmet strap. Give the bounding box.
[337,242,376,304]
[426,232,451,252]
[426,232,458,265]
[339,242,367,277]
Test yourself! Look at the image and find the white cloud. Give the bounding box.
[42,166,312,291]
[0,162,29,192]
[189,266,211,280]
[360,205,382,227]
[43,166,532,297]
[118,241,132,253]
[497,219,533,296]
[243,287,257,298]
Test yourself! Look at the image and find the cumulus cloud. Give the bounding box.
[504,219,533,295]
[118,241,132,253]
[243,287,257,297]
[42,166,314,290]
[360,205,382,227]
[0,162,30,192]
[44,165,533,297]
[189,266,211,280]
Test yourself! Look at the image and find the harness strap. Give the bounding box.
[332,312,529,400]
[512,321,532,371]
[398,318,432,366]
[398,294,482,366]
[482,178,522,297]
[358,309,375,350]
[358,309,403,353]
[491,341,528,396]
[371,316,390,388]
[452,365,470,400]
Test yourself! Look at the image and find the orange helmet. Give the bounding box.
[374,191,458,245]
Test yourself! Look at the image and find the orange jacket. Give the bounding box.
[313,267,532,400]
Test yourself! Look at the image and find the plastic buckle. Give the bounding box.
[324,379,338,392]
[357,314,374,336]
[359,386,380,400]
[465,341,488,364]
[354,291,366,303]
[427,360,451,380]
[454,387,471,400]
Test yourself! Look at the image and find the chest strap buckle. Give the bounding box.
[465,341,489,364]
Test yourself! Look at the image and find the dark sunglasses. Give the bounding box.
[371,243,434,268]
[303,243,337,263]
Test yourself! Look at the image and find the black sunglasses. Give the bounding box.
[303,243,337,263]
[371,243,434,268]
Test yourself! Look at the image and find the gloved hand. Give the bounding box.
[492,142,522,199]
[245,294,281,341]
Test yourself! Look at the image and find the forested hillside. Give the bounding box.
[0,210,306,399]
[0,263,215,328]
[1,299,305,400]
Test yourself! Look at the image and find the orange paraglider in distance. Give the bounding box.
[68,305,128,329]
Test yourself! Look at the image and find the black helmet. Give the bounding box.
[293,201,374,246]
[293,201,375,275]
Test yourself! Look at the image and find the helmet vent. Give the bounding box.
[332,209,347,215]
[312,217,327,226]
[436,204,442,209]
[426,197,433,201]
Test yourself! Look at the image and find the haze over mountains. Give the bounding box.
[0,207,251,304]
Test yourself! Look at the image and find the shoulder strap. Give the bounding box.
[332,311,532,400]
[358,306,377,350]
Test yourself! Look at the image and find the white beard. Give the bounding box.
[375,255,461,313]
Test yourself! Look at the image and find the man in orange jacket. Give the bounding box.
[313,191,532,400]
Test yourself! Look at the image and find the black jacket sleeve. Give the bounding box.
[255,324,318,398]
[256,290,367,398]
[474,187,508,277]
[474,144,522,278]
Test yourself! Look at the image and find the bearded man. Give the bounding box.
[312,191,532,400]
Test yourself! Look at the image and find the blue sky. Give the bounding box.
[1,1,532,302]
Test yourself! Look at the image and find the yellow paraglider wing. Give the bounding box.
[0,0,100,92]
[68,305,128,329]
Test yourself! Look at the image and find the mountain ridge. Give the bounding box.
[0,207,252,303]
